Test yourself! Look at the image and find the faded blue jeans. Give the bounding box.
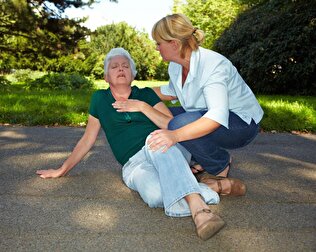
[169,107,260,175]
[122,136,220,217]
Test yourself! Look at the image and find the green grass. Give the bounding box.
[258,95,315,133]
[0,81,315,133]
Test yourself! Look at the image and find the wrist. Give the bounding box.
[173,129,181,143]
[59,165,69,176]
[140,101,148,112]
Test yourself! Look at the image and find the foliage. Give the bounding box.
[0,76,11,91]
[214,0,316,95]
[153,61,169,81]
[10,69,34,83]
[88,22,161,80]
[237,0,269,7]
[26,72,94,90]
[6,69,46,85]
[174,0,243,49]
[0,0,116,71]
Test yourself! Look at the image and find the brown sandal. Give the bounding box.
[193,208,225,240]
[200,176,247,196]
[195,157,233,182]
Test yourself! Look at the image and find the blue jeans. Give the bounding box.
[169,107,260,175]
[122,136,220,217]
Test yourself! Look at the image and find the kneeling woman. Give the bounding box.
[151,14,264,184]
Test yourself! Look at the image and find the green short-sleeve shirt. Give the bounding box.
[89,86,161,165]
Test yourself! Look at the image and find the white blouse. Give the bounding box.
[161,47,264,128]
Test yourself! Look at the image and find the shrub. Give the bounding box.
[26,73,94,90]
[0,75,11,91]
[9,69,46,84]
[10,69,33,83]
[214,0,316,95]
[154,61,169,81]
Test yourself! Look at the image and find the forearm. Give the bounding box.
[173,117,221,142]
[59,137,94,175]
[153,87,176,101]
[37,115,101,179]
[141,102,173,129]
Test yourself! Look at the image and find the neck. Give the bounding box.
[176,50,191,70]
[110,85,132,101]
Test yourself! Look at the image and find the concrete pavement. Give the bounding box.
[0,126,315,251]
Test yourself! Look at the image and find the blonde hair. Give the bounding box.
[152,13,204,58]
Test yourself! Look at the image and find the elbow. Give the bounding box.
[161,117,173,129]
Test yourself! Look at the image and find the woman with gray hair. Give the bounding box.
[36,47,231,240]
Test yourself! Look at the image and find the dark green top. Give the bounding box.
[89,86,161,165]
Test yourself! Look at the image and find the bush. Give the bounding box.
[214,0,316,95]
[9,69,46,84]
[10,69,33,83]
[26,73,94,90]
[154,61,169,81]
[0,75,11,91]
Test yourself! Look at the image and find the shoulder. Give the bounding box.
[132,86,161,105]
[90,89,111,107]
[199,47,228,61]
[91,89,108,100]
[92,89,108,96]
[132,86,156,96]
[198,47,233,71]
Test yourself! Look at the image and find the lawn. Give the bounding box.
[0,81,315,133]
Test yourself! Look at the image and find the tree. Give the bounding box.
[174,0,242,49]
[214,0,316,95]
[0,0,117,70]
[88,22,161,80]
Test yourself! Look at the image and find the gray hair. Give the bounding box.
[104,48,137,77]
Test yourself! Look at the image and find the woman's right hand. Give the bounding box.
[36,168,66,179]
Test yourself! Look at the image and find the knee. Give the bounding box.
[141,188,163,208]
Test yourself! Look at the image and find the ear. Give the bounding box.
[104,75,109,83]
[170,40,179,50]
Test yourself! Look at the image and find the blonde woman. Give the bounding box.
[150,13,264,191]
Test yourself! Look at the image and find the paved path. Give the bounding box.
[0,126,315,251]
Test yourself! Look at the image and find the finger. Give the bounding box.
[36,170,45,175]
[151,141,167,151]
[161,144,170,153]
[150,129,163,136]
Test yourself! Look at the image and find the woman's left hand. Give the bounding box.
[112,99,144,112]
[147,129,178,152]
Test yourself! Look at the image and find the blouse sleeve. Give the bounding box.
[160,82,176,97]
[202,61,231,128]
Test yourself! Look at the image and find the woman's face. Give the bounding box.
[155,40,176,62]
[105,56,133,85]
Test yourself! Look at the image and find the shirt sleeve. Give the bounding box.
[202,63,230,128]
[88,91,100,119]
[140,87,162,106]
[160,83,176,97]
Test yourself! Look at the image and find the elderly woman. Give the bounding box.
[36,48,231,240]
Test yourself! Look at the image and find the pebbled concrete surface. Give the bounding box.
[0,126,315,251]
